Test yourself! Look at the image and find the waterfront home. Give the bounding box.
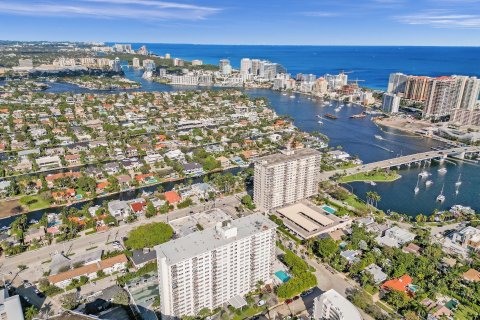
[217,156,231,168]
[47,254,128,289]
[327,150,351,161]
[24,227,46,244]
[108,200,131,220]
[65,154,81,166]
[36,155,62,170]
[130,200,147,214]
[451,226,480,252]
[376,226,416,248]
[164,191,181,205]
[104,162,120,175]
[183,162,204,176]
[403,243,421,255]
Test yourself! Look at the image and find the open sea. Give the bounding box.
[113,43,480,89]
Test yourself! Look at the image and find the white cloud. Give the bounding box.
[397,10,480,28]
[302,11,338,17]
[0,0,221,20]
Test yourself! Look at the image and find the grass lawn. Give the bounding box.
[232,305,265,320]
[455,305,479,320]
[19,195,51,210]
[337,162,359,170]
[339,171,401,183]
[344,194,369,211]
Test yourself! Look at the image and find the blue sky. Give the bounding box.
[0,0,479,45]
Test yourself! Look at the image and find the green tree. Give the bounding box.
[25,305,38,320]
[313,238,338,260]
[124,222,174,249]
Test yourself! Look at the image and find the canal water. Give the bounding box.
[2,66,478,226]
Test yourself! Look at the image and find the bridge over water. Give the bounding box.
[320,146,480,181]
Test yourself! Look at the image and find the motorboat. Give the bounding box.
[289,95,295,98]
[318,120,323,125]
[425,180,433,187]
[438,167,447,174]
[418,171,429,178]
[455,174,462,187]
[374,135,384,140]
[414,176,420,194]
[370,181,377,186]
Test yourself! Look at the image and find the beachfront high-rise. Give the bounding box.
[155,214,277,319]
[253,148,321,211]
[387,72,408,95]
[381,93,401,113]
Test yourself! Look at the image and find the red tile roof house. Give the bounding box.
[47,254,128,289]
[164,191,181,205]
[130,200,147,214]
[381,274,414,297]
[65,154,81,166]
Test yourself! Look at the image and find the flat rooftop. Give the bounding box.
[155,213,277,266]
[256,148,320,167]
[169,208,232,237]
[276,201,349,240]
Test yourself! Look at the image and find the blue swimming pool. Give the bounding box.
[321,205,337,215]
[275,271,291,283]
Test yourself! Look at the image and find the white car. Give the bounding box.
[257,300,266,307]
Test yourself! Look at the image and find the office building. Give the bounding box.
[404,76,430,101]
[0,289,25,320]
[313,289,362,320]
[381,93,401,113]
[113,43,132,53]
[262,62,286,80]
[253,148,321,211]
[387,72,408,95]
[221,64,232,75]
[325,73,348,90]
[240,58,252,75]
[155,214,277,319]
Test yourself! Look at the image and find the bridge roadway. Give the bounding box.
[319,146,480,181]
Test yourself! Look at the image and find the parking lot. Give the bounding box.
[16,283,46,309]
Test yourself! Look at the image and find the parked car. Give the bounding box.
[293,296,300,301]
[300,289,313,297]
[257,300,266,307]
[285,299,293,304]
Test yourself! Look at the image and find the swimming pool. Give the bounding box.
[321,205,337,215]
[275,271,291,283]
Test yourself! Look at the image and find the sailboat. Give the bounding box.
[414,176,420,194]
[455,173,462,187]
[436,184,445,203]
[419,171,429,178]
[438,167,447,174]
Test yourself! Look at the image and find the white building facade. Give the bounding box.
[155,214,277,319]
[253,148,321,211]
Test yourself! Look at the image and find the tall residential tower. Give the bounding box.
[253,148,321,211]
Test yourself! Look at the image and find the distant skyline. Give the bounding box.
[1,0,480,46]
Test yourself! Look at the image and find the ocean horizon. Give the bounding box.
[107,43,480,90]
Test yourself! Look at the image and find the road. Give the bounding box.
[0,194,242,284]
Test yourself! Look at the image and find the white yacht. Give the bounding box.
[436,184,445,203]
[318,120,323,125]
[425,180,433,187]
[455,174,462,187]
[289,95,295,98]
[374,135,384,140]
[419,171,429,178]
[438,167,447,174]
